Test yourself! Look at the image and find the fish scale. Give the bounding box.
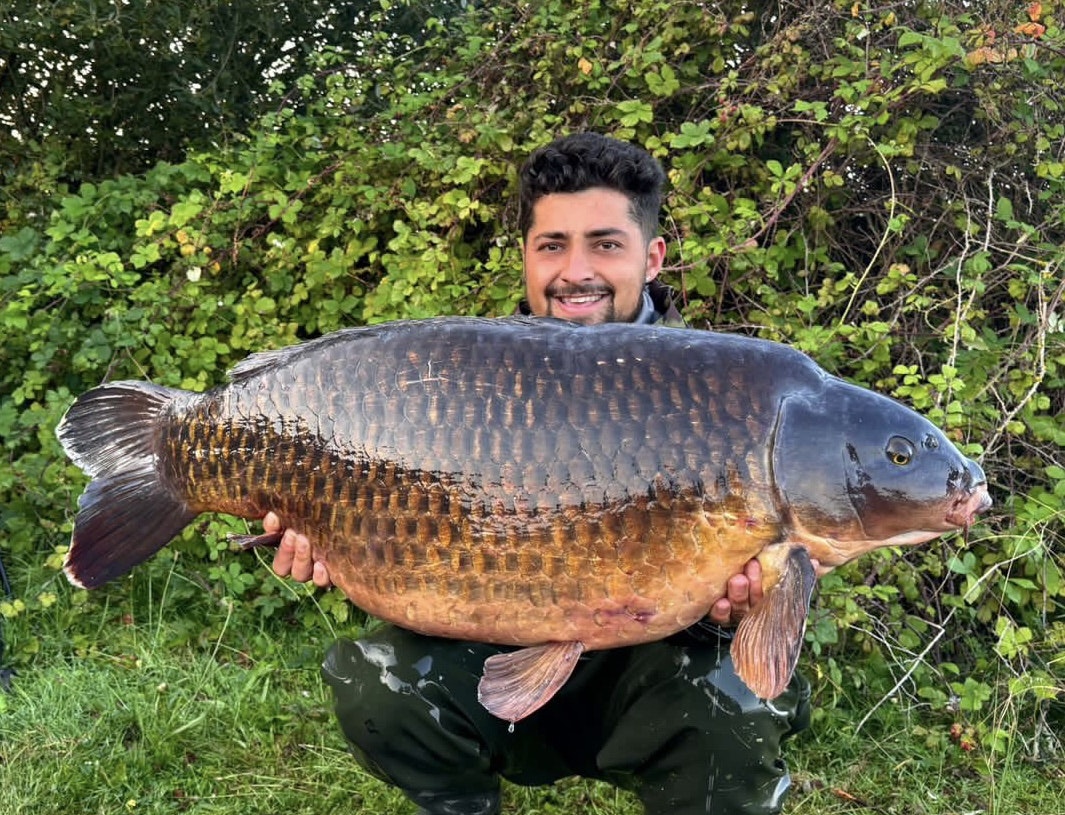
[56,316,991,717]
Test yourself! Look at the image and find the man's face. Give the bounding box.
[522,188,666,325]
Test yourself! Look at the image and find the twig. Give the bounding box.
[729,137,839,252]
[854,546,1031,734]
[981,264,1060,458]
[840,136,898,325]
[855,608,954,734]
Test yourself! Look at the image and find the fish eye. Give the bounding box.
[886,436,915,466]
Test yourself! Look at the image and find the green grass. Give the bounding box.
[3,633,1060,815]
[0,632,395,814]
[0,631,641,815]
[787,706,1064,815]
[0,558,1061,814]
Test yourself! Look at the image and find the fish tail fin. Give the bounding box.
[56,382,196,589]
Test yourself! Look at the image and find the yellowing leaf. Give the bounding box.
[965,46,1006,67]
[577,57,593,75]
[1013,21,1046,38]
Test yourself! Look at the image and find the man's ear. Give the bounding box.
[645,236,667,281]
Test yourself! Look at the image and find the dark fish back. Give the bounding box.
[167,319,825,591]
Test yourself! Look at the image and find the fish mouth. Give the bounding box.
[945,484,993,530]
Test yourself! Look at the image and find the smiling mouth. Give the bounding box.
[556,292,607,306]
[549,287,612,308]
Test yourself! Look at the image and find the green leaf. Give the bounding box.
[0,227,40,261]
[615,99,654,126]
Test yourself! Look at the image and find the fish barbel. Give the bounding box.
[56,316,992,721]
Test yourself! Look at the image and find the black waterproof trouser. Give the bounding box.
[322,626,811,815]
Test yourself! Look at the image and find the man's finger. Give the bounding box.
[708,597,732,626]
[312,561,333,589]
[287,531,315,583]
[263,511,282,535]
[271,529,295,575]
[726,572,750,609]
[744,559,764,605]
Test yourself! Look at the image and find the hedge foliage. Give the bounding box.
[1,0,1062,759]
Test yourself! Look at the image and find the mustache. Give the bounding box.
[546,283,613,298]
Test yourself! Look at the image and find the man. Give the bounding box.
[265,133,811,815]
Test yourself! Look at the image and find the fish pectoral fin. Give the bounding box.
[731,545,817,700]
[228,531,284,551]
[477,641,585,723]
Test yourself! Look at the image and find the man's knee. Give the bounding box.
[322,637,404,748]
[598,641,809,814]
[320,631,502,794]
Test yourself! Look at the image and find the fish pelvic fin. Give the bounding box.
[731,544,817,700]
[228,531,284,551]
[477,641,585,723]
[56,382,195,589]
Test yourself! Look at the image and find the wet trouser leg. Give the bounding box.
[322,632,509,813]
[322,626,811,815]
[596,639,811,814]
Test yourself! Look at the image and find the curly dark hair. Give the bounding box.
[518,133,665,241]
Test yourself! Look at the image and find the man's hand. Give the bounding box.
[707,555,827,627]
[708,559,763,627]
[264,511,333,588]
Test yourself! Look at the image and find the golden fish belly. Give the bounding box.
[294,484,780,649]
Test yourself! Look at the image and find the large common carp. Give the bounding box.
[57,316,991,721]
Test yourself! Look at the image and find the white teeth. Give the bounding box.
[558,294,604,305]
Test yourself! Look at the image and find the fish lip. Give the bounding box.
[945,485,992,529]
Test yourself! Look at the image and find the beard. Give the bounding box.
[544,283,641,325]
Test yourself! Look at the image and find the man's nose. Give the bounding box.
[561,246,594,280]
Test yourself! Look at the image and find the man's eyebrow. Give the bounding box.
[585,227,627,239]
[528,226,626,242]
[530,226,629,241]
[531,230,570,241]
